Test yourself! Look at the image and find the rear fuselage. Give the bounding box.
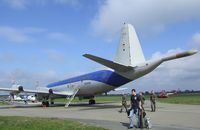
[46,59,162,97]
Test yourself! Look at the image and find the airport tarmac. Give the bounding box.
[0,101,199,130]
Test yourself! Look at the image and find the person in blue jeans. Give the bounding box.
[129,89,141,129]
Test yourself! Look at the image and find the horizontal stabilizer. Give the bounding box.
[83,54,134,72]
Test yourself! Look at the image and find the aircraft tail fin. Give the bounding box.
[113,23,145,66]
[83,54,133,72]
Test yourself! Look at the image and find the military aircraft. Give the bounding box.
[0,23,197,107]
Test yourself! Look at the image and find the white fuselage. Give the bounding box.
[51,80,114,96]
[47,59,162,97]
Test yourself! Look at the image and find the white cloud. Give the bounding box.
[0,26,30,43]
[0,26,46,43]
[2,0,28,9]
[48,32,71,43]
[0,69,84,90]
[22,27,47,33]
[189,32,200,49]
[92,0,200,39]
[151,48,183,59]
[0,69,61,89]
[0,26,72,44]
[0,52,15,62]
[44,49,65,62]
[2,0,80,9]
[54,0,80,7]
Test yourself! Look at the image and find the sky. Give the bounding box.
[0,0,200,93]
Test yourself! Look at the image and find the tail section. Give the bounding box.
[113,23,145,66]
[83,23,145,72]
[83,54,134,72]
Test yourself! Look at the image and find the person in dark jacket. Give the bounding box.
[128,89,141,129]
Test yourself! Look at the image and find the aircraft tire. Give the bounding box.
[89,99,96,104]
[46,101,49,107]
[42,101,46,106]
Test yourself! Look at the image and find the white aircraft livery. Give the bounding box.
[0,23,198,107]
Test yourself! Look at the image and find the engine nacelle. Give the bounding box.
[10,84,24,95]
[18,86,24,92]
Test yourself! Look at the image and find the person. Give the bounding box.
[128,89,141,129]
[139,92,145,111]
[119,93,128,113]
[139,92,145,128]
[150,90,156,112]
[23,95,28,105]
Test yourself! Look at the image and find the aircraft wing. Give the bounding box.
[24,89,72,96]
[0,87,72,96]
[0,87,19,92]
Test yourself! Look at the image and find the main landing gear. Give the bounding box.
[42,100,54,107]
[89,97,96,105]
[41,97,54,107]
[42,101,49,107]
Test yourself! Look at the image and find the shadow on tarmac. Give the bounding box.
[120,122,130,129]
[70,102,121,111]
[0,101,121,110]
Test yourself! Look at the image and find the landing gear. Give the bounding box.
[89,99,96,104]
[41,95,54,107]
[46,101,49,107]
[50,98,54,105]
[88,96,96,105]
[42,101,49,107]
[42,97,49,107]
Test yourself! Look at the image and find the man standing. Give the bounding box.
[150,90,156,112]
[129,89,141,129]
[139,92,145,111]
[139,92,145,128]
[119,94,128,113]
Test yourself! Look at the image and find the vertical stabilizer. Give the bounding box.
[113,23,145,66]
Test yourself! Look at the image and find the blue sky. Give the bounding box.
[0,0,200,92]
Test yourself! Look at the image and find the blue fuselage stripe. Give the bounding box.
[47,70,131,88]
